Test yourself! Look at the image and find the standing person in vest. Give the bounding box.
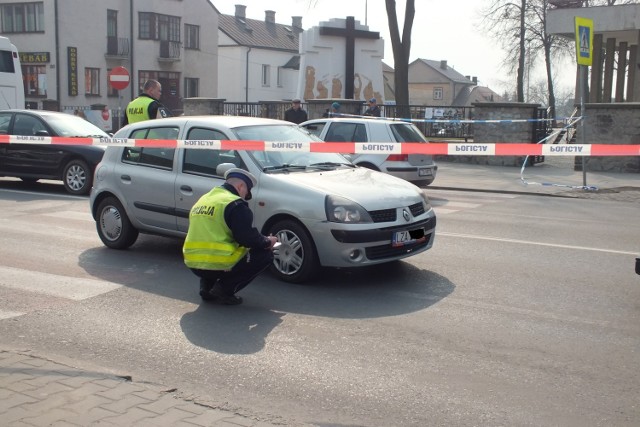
[183,168,278,305]
[122,79,172,126]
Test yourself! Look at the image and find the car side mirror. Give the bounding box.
[34,130,50,136]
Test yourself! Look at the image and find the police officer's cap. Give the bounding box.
[225,168,257,190]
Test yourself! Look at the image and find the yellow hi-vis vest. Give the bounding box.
[183,187,249,270]
[125,96,154,124]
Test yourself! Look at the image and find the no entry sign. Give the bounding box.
[108,66,130,90]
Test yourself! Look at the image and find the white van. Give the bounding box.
[0,36,24,110]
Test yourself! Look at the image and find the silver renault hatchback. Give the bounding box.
[90,116,436,283]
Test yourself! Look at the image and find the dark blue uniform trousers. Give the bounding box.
[191,247,273,296]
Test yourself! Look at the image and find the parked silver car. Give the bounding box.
[300,117,437,186]
[90,116,436,283]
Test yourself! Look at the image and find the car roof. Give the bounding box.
[301,117,409,126]
[123,115,297,129]
[1,109,76,118]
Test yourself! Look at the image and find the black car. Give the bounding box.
[0,109,108,195]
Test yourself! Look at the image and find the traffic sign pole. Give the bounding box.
[575,17,594,188]
[108,66,130,131]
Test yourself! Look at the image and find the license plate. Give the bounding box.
[418,168,432,176]
[392,228,426,247]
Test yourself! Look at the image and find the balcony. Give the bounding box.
[105,36,130,59]
[159,40,181,62]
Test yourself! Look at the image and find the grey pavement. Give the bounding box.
[0,347,285,427]
[430,157,640,203]
[1,158,639,427]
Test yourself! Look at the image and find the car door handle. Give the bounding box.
[180,185,193,192]
[120,174,131,182]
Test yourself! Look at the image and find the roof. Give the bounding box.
[452,86,503,106]
[218,14,300,52]
[411,59,472,84]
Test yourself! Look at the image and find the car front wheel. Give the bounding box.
[96,196,139,249]
[62,159,92,195]
[269,219,318,283]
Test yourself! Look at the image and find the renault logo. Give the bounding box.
[402,209,410,222]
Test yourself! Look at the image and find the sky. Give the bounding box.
[210,0,577,97]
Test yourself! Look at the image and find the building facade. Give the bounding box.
[408,59,478,106]
[217,5,302,102]
[0,0,219,129]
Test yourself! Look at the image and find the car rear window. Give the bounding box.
[324,123,366,142]
[389,123,427,143]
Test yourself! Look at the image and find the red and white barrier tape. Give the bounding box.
[0,135,639,156]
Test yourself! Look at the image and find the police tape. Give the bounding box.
[0,135,638,156]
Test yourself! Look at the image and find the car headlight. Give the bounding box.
[325,195,373,223]
[420,191,432,212]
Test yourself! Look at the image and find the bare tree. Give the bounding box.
[385,0,415,115]
[482,0,529,102]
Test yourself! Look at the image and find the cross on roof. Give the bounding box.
[319,16,380,99]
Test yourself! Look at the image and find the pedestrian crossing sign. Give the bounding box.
[574,17,594,66]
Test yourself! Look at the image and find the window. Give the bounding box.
[325,123,367,143]
[107,68,118,97]
[23,65,46,97]
[122,127,179,169]
[184,78,199,98]
[433,87,443,100]
[139,12,154,39]
[107,9,117,37]
[261,65,270,87]
[84,68,100,95]
[0,2,44,33]
[389,123,428,143]
[0,112,11,134]
[183,128,230,176]
[0,50,15,73]
[139,12,180,41]
[12,113,46,136]
[185,24,199,49]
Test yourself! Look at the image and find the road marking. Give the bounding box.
[0,188,84,200]
[439,232,638,255]
[430,192,518,215]
[432,207,461,215]
[0,310,25,320]
[42,210,93,221]
[0,266,121,300]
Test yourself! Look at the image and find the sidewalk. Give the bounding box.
[430,158,640,202]
[0,348,282,427]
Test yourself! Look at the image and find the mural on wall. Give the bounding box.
[297,17,384,102]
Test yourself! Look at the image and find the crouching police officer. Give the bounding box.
[183,168,278,305]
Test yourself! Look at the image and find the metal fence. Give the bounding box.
[220,102,475,139]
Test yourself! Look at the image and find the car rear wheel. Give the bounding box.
[96,196,139,249]
[269,219,318,283]
[62,159,92,195]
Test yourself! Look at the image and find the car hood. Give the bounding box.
[263,167,425,209]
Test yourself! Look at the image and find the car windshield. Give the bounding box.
[44,114,109,137]
[390,123,428,143]
[232,124,353,171]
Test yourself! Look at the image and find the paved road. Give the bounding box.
[1,164,639,426]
